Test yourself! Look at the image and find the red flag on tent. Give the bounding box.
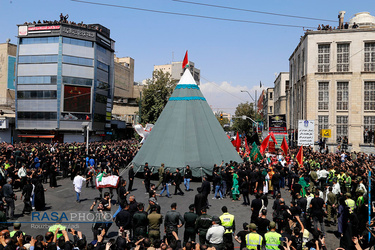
[296,146,303,166]
[182,50,189,69]
[281,136,289,155]
[269,132,278,145]
[259,134,270,155]
[244,136,250,154]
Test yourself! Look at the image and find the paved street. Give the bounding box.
[8,172,340,249]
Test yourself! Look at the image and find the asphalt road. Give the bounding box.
[7,173,341,249]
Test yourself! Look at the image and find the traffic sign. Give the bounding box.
[321,129,331,138]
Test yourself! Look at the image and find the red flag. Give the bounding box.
[244,137,250,154]
[269,132,278,145]
[281,136,289,155]
[296,146,303,166]
[235,132,241,152]
[182,50,188,69]
[259,135,270,155]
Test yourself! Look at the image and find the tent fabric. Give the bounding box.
[132,70,242,177]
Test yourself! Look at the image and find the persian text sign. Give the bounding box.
[298,120,315,146]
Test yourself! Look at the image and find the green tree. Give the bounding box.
[232,102,259,134]
[140,70,177,124]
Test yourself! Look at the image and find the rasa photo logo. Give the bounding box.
[31,211,114,223]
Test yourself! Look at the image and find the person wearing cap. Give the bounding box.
[206,216,225,250]
[146,197,161,214]
[173,168,184,196]
[219,206,235,250]
[264,221,281,250]
[183,204,198,245]
[245,223,262,249]
[195,207,212,245]
[147,205,163,245]
[345,192,355,213]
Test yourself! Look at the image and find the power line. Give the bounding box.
[172,0,336,23]
[71,0,316,29]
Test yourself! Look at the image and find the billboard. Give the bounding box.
[298,120,315,146]
[268,115,287,133]
[64,85,91,113]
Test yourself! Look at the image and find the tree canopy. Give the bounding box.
[232,102,260,134]
[140,70,177,124]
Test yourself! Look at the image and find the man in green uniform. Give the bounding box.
[195,208,212,245]
[220,206,235,250]
[264,221,281,250]
[245,223,262,250]
[326,186,337,226]
[147,206,163,244]
[156,163,165,190]
[184,204,198,245]
[344,172,352,194]
[132,203,148,238]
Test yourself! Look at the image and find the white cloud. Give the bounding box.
[200,81,262,115]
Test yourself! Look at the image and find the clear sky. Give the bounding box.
[1,0,375,114]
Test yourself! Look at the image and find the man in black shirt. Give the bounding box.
[132,203,148,238]
[251,193,262,223]
[164,203,184,244]
[272,170,281,199]
[143,164,151,193]
[173,168,184,196]
[115,203,131,237]
[183,204,198,245]
[256,209,270,238]
[234,223,249,250]
[184,165,192,191]
[128,165,135,191]
[194,188,206,216]
[310,190,326,235]
[3,178,15,220]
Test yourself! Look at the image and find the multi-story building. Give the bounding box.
[273,72,289,116]
[263,88,274,130]
[154,61,200,84]
[15,20,115,142]
[0,40,17,142]
[287,11,375,152]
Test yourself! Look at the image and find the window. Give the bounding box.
[17,76,57,84]
[62,76,93,86]
[17,112,57,120]
[17,90,57,99]
[318,116,329,137]
[337,44,350,72]
[62,37,93,47]
[269,92,273,100]
[318,44,330,72]
[19,55,58,64]
[20,37,59,44]
[269,106,273,113]
[97,61,109,72]
[96,81,109,90]
[62,55,93,67]
[318,82,329,110]
[364,81,375,110]
[336,116,348,142]
[364,116,375,143]
[337,82,348,110]
[364,42,375,72]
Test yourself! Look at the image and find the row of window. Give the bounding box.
[18,76,57,84]
[20,37,59,44]
[97,61,109,72]
[317,43,375,73]
[19,55,58,64]
[17,112,57,120]
[18,76,95,86]
[62,37,93,47]
[318,115,375,143]
[63,55,93,67]
[317,81,375,111]
[17,90,57,99]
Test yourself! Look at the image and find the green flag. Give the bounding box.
[250,142,263,163]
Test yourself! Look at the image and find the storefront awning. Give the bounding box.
[18,135,55,138]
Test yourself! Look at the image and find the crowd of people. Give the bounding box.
[0,139,373,249]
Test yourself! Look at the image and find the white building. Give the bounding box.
[154,61,200,85]
[274,72,289,116]
[287,11,375,152]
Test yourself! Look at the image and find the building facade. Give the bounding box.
[154,61,200,84]
[15,22,115,142]
[287,12,375,152]
[273,72,289,116]
[263,88,274,130]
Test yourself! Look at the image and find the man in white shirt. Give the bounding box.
[318,167,329,190]
[73,171,89,203]
[332,179,341,195]
[206,216,225,249]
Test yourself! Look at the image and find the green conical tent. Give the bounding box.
[132,69,242,177]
